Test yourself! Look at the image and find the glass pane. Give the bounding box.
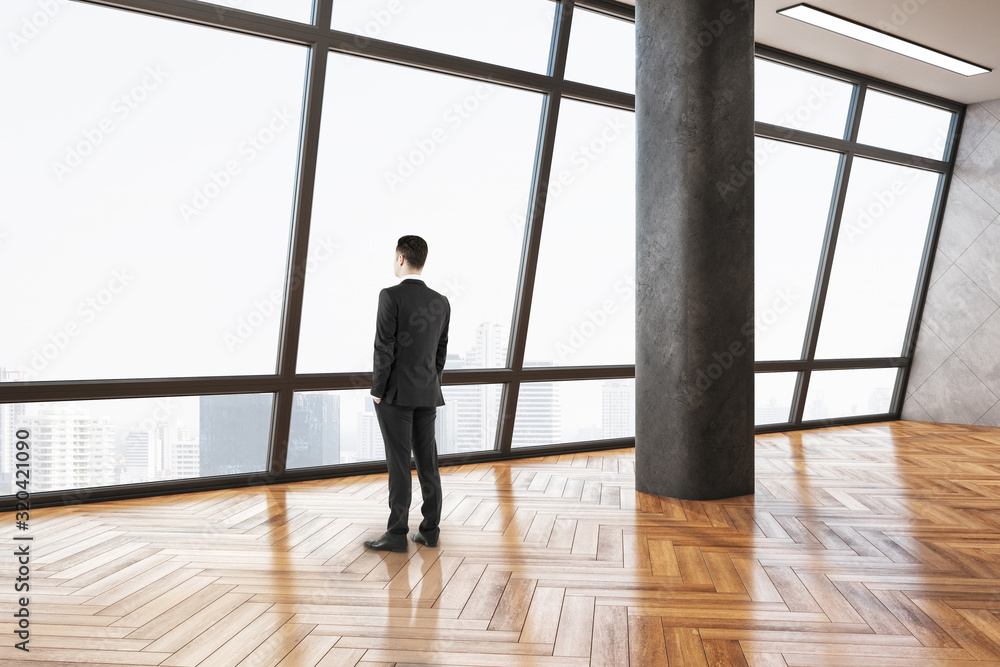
[512,377,634,448]
[754,58,855,139]
[297,54,542,373]
[287,392,343,468]
[524,100,635,367]
[330,0,554,74]
[0,394,272,495]
[755,372,797,425]
[857,90,954,160]
[197,0,313,23]
[815,159,940,359]
[0,2,306,382]
[287,385,498,467]
[564,7,635,94]
[755,139,841,361]
[439,384,501,454]
[199,394,274,475]
[803,368,897,421]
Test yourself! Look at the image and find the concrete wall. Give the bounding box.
[902,99,1000,426]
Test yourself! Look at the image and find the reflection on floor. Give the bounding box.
[3,420,1000,665]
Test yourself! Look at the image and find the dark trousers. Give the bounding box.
[374,402,442,539]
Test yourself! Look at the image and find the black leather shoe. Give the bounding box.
[364,533,407,552]
[411,531,438,548]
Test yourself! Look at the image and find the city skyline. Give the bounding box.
[0,321,637,494]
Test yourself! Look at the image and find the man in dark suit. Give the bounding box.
[364,235,450,553]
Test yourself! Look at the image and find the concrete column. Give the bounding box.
[635,0,755,499]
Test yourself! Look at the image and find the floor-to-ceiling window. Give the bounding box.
[753,49,962,430]
[0,0,636,507]
[0,1,964,509]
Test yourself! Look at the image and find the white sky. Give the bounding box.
[0,0,951,448]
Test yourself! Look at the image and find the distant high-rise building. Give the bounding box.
[0,368,22,383]
[153,420,170,473]
[0,398,27,490]
[199,394,271,476]
[869,386,892,414]
[470,322,508,369]
[358,398,385,462]
[443,322,509,453]
[19,407,115,492]
[444,383,496,453]
[124,429,152,480]
[435,402,456,454]
[755,399,791,425]
[602,380,634,438]
[288,393,340,468]
[170,421,199,478]
[512,362,560,447]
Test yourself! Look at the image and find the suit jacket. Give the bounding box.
[371,278,450,407]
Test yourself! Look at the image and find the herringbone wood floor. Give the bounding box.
[2,420,1000,666]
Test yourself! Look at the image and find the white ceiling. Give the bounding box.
[620,0,1000,105]
[755,0,1000,104]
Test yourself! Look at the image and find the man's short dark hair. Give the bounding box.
[396,235,428,270]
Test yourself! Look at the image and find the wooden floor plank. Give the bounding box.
[664,626,709,666]
[487,577,536,632]
[433,561,486,611]
[704,638,750,666]
[648,539,681,577]
[912,599,1000,660]
[273,635,341,667]
[458,569,511,621]
[627,615,668,667]
[519,586,564,644]
[314,647,368,667]
[235,621,313,667]
[870,589,962,648]
[553,595,595,658]
[832,581,911,635]
[156,599,268,663]
[7,421,1000,666]
[591,604,629,666]
[677,546,715,586]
